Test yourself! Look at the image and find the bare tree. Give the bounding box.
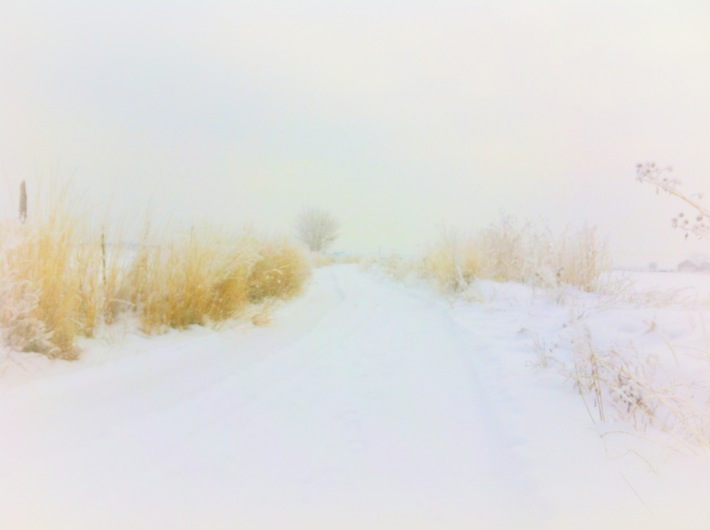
[636,162,709,239]
[295,208,340,252]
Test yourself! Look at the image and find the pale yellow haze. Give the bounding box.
[1,1,709,266]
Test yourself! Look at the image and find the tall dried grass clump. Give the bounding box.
[248,239,310,302]
[476,215,528,283]
[0,187,312,359]
[422,230,480,293]
[121,231,255,334]
[554,227,610,292]
[475,217,610,291]
[0,209,113,359]
[420,216,610,294]
[120,231,310,334]
[567,326,710,448]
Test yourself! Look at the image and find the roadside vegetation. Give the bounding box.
[0,188,310,360]
[363,211,710,452]
[367,215,610,296]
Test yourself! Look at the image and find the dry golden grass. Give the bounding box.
[0,210,99,359]
[119,230,310,334]
[0,195,311,357]
[420,217,609,294]
[460,243,481,283]
[422,231,481,293]
[566,326,710,449]
[248,239,310,303]
[309,252,336,268]
[476,215,527,283]
[555,227,610,292]
[333,254,362,265]
[122,231,248,334]
[475,218,610,291]
[21,214,81,358]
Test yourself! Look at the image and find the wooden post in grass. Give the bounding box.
[19,180,27,223]
[101,228,107,286]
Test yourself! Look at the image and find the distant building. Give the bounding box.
[678,259,696,272]
[677,257,710,272]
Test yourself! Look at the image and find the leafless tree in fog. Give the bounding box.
[295,208,339,252]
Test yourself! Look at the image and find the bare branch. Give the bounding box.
[636,163,709,239]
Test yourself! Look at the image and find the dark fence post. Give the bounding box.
[19,181,27,223]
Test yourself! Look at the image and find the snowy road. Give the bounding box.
[1,266,708,529]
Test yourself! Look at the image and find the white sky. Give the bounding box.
[1,1,709,265]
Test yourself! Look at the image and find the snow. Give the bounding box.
[1,265,710,529]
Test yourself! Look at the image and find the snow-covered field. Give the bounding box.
[1,265,709,529]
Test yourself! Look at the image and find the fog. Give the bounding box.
[2,1,709,266]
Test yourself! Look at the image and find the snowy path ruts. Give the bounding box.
[0,266,544,529]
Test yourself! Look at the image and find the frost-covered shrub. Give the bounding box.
[0,215,86,359]
[420,216,610,294]
[0,274,56,356]
[422,230,480,293]
[567,325,710,447]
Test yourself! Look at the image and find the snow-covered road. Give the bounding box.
[1,265,708,529]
